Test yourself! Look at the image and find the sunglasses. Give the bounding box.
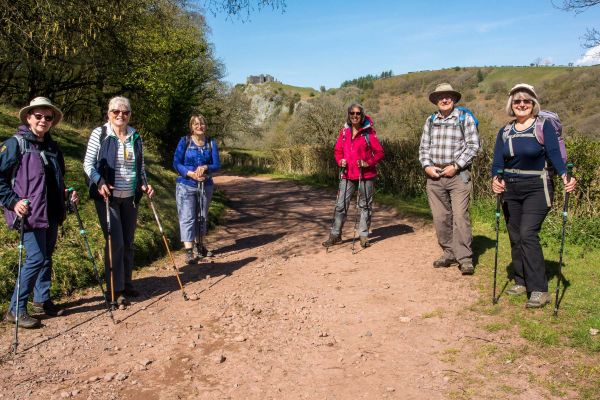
[110,109,131,116]
[349,111,362,116]
[512,99,533,105]
[32,113,54,122]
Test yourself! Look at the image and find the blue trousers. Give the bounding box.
[176,182,214,242]
[10,222,58,315]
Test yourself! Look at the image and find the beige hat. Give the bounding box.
[428,83,461,104]
[509,83,537,98]
[19,97,63,126]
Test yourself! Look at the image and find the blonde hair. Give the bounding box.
[107,96,131,113]
[505,90,540,117]
[189,114,206,134]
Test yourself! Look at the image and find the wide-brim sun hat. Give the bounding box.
[428,83,462,104]
[509,83,537,99]
[19,97,63,126]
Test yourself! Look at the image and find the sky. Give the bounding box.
[204,0,600,89]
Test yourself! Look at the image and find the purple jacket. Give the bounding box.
[0,126,66,230]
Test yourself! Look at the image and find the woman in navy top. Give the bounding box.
[491,83,576,308]
[173,114,220,264]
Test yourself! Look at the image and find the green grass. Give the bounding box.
[0,105,227,310]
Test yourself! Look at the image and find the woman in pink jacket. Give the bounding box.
[322,103,384,248]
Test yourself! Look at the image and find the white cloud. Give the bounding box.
[574,44,600,66]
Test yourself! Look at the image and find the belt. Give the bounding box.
[112,189,134,198]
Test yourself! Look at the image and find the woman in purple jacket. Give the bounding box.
[0,97,78,328]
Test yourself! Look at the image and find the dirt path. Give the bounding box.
[0,175,570,399]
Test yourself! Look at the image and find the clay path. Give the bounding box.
[0,175,562,399]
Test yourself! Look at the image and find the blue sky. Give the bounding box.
[204,0,600,89]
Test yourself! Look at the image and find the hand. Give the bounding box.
[66,189,79,205]
[357,160,369,168]
[440,164,458,177]
[98,182,113,199]
[142,184,155,199]
[492,176,505,194]
[339,159,347,168]
[14,199,29,218]
[424,166,441,178]
[195,165,208,176]
[563,174,577,193]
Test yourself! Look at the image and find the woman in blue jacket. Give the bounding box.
[491,83,576,308]
[173,114,220,264]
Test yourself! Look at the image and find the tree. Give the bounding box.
[558,0,600,48]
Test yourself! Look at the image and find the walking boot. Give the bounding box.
[322,234,342,248]
[359,236,371,248]
[460,262,474,275]
[506,284,527,296]
[116,293,130,310]
[32,300,65,317]
[433,257,457,268]
[526,291,550,308]
[185,248,196,264]
[4,311,41,329]
[197,243,213,258]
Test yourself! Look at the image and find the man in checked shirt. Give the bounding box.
[419,83,481,275]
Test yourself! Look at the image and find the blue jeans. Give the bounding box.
[10,222,59,315]
[176,182,214,242]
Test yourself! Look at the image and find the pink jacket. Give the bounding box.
[334,115,384,180]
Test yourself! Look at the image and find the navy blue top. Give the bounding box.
[173,136,220,187]
[491,119,566,178]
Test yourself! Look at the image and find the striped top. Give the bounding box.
[419,107,480,169]
[83,123,147,198]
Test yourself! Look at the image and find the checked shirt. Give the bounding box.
[419,107,480,169]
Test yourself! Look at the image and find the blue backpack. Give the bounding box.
[428,106,479,137]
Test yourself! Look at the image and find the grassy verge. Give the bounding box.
[0,106,227,312]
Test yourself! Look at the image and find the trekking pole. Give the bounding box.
[197,180,205,260]
[12,199,29,355]
[327,167,347,254]
[351,165,363,254]
[105,196,116,310]
[554,163,574,317]
[492,169,504,305]
[142,178,188,301]
[67,188,116,323]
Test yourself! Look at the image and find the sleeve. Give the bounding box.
[83,127,102,184]
[418,118,433,168]
[491,127,506,177]
[172,137,190,178]
[207,139,221,173]
[333,129,344,166]
[455,114,480,169]
[364,130,384,166]
[542,120,566,176]
[0,137,22,209]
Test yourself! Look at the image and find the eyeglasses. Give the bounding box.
[349,112,362,116]
[436,95,455,102]
[110,109,131,116]
[512,99,533,105]
[32,113,54,122]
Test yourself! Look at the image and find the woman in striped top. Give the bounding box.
[83,96,154,308]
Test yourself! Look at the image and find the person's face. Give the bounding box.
[511,93,534,119]
[436,94,455,113]
[26,107,54,137]
[191,118,206,135]
[349,107,362,125]
[108,104,131,128]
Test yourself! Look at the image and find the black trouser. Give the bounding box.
[502,176,553,292]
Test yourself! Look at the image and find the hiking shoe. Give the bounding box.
[185,249,196,264]
[116,293,130,309]
[4,311,41,329]
[32,300,64,317]
[526,291,550,308]
[197,244,213,258]
[322,234,342,247]
[359,237,371,248]
[506,284,527,296]
[433,257,457,268]
[460,262,474,275]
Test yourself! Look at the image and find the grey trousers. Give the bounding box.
[95,196,138,293]
[330,178,374,238]
[426,172,473,264]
